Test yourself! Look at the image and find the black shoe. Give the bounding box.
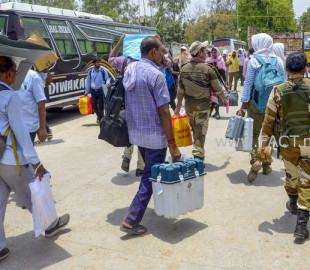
[193,155,204,161]
[121,158,130,172]
[47,130,53,141]
[45,214,70,238]
[294,209,309,244]
[0,248,9,262]
[135,169,143,177]
[286,194,298,215]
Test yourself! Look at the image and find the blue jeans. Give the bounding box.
[124,147,167,227]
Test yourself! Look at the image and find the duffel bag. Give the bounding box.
[98,110,131,147]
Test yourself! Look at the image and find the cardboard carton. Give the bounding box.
[27,32,58,72]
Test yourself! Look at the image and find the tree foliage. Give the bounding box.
[22,0,78,10]
[82,0,138,24]
[238,0,298,41]
[185,0,236,44]
[149,0,189,43]
[299,8,310,32]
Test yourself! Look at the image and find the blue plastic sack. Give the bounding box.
[123,34,154,61]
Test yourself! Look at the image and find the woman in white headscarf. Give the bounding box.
[273,43,286,64]
[272,43,287,80]
[237,33,286,184]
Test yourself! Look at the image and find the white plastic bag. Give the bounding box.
[29,173,57,237]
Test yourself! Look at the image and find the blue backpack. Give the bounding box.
[252,56,284,114]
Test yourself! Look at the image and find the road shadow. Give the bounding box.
[258,211,297,236]
[82,123,100,127]
[35,139,65,147]
[227,168,285,187]
[211,116,231,121]
[106,207,207,244]
[205,161,230,172]
[2,230,71,269]
[111,171,140,186]
[7,192,26,209]
[47,106,84,127]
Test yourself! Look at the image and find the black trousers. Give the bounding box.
[91,89,104,120]
[169,84,177,111]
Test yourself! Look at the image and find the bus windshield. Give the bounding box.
[304,34,310,50]
[212,39,231,52]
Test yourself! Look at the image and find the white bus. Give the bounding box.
[211,38,247,54]
[0,2,157,109]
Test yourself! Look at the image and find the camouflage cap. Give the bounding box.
[189,41,209,56]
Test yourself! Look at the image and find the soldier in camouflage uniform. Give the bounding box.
[174,41,228,160]
[261,52,310,244]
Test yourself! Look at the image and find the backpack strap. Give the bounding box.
[255,56,266,67]
[88,69,92,82]
[270,57,278,66]
[293,81,310,104]
[121,58,128,76]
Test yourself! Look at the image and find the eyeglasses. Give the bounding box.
[11,69,18,75]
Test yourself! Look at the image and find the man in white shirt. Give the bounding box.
[0,57,70,262]
[19,69,48,144]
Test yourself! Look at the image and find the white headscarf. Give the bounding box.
[252,33,276,57]
[272,43,286,63]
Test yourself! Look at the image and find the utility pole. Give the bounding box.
[236,0,240,38]
[142,0,146,25]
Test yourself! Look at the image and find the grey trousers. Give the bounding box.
[0,163,58,250]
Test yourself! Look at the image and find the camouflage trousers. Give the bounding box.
[122,145,145,170]
[247,100,271,168]
[187,109,210,159]
[281,145,310,211]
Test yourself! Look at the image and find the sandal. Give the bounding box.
[120,223,147,235]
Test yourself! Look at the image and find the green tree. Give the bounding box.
[185,12,236,44]
[82,0,138,23]
[22,0,78,10]
[149,0,189,43]
[238,0,297,41]
[299,8,310,32]
[185,0,236,43]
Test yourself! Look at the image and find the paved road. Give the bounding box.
[2,88,310,269]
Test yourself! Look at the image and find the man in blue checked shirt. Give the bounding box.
[85,58,110,123]
[120,36,181,235]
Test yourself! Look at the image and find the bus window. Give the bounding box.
[95,41,111,58]
[70,22,95,54]
[212,39,231,52]
[304,34,310,50]
[21,17,49,38]
[78,25,117,40]
[0,16,7,34]
[45,19,79,60]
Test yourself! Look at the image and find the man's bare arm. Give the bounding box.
[37,101,47,142]
[109,34,125,58]
[158,104,181,161]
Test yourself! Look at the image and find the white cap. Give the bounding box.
[181,46,187,50]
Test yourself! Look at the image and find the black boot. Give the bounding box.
[286,194,298,215]
[215,107,220,120]
[294,209,309,244]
